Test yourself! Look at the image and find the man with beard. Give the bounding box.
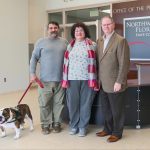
[30,21,67,135]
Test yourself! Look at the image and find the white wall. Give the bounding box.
[0,0,29,94]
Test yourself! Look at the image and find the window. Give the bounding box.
[48,12,63,24]
[66,6,110,24]
[47,5,111,41]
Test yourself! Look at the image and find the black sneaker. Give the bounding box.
[53,123,61,133]
[42,127,50,135]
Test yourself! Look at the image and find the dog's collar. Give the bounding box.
[6,119,16,123]
[6,111,21,123]
[0,118,16,124]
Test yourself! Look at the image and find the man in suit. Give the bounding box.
[96,16,130,142]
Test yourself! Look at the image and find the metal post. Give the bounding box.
[136,86,141,129]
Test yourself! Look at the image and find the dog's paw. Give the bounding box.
[14,135,20,140]
[20,125,24,130]
[1,132,6,138]
[30,126,34,131]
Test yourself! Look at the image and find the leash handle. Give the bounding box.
[35,77,44,88]
[18,77,44,104]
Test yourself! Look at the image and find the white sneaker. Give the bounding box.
[78,128,87,137]
[69,128,78,135]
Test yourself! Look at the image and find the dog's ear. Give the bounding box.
[2,108,10,119]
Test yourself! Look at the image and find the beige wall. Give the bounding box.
[29,0,47,43]
[0,0,29,93]
[46,0,131,10]
[29,0,133,43]
[0,0,132,93]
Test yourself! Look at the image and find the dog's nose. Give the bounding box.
[0,116,2,121]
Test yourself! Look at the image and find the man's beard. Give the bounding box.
[50,32,58,38]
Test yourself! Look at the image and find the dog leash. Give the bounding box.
[18,77,44,105]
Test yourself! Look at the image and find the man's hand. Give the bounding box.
[30,74,37,82]
[114,82,121,92]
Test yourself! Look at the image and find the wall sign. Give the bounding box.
[124,16,150,61]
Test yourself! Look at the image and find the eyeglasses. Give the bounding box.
[102,23,113,27]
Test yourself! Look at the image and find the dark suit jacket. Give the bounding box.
[97,32,130,93]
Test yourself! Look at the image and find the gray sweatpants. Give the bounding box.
[66,80,95,129]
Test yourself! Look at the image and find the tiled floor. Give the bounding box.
[0,87,150,150]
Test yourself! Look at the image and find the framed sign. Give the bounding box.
[124,16,150,61]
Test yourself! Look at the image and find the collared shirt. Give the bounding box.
[103,31,114,53]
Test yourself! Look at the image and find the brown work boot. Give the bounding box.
[41,127,50,135]
[53,123,61,133]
